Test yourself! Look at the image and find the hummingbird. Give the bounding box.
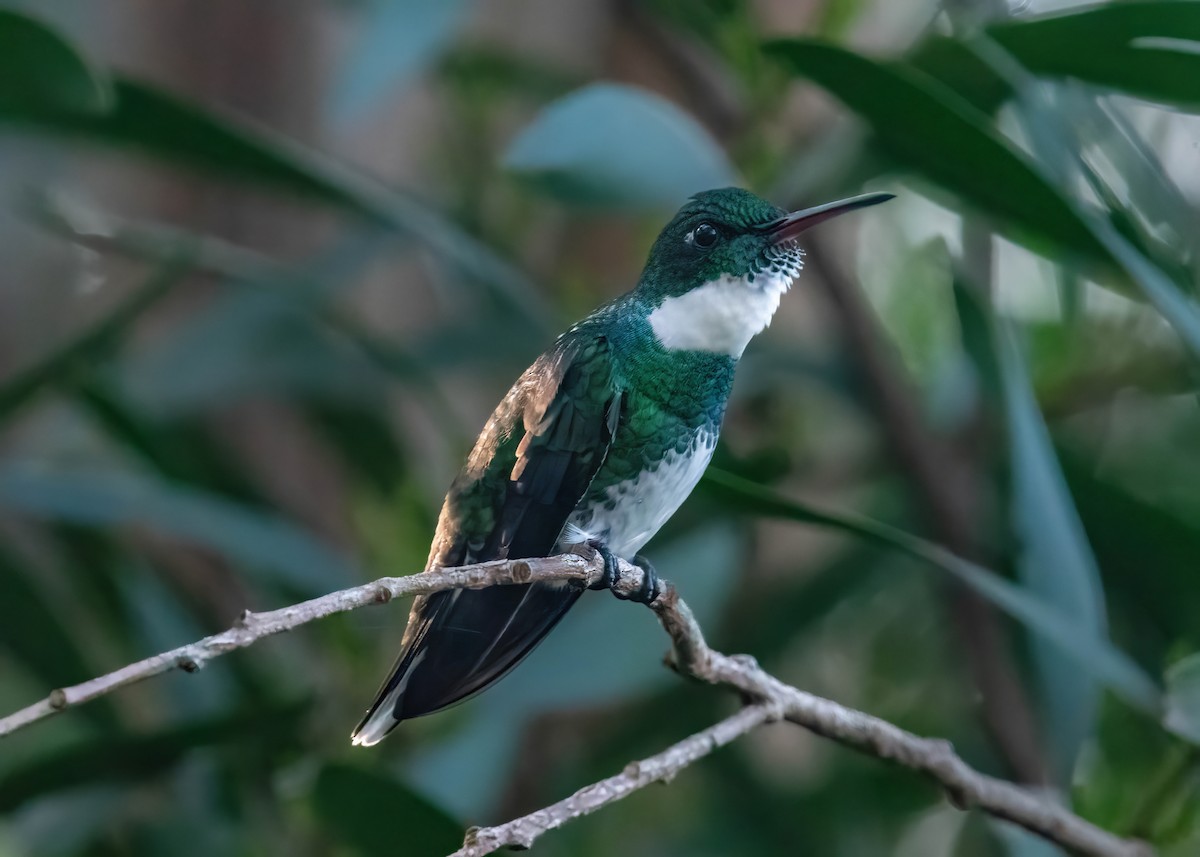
[352,186,892,746]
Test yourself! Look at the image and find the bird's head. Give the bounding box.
[635,187,892,356]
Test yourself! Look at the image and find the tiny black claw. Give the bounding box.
[629,553,661,604]
[587,542,619,591]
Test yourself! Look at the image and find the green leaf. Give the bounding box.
[503,83,738,210]
[0,464,358,593]
[700,467,1161,715]
[329,0,473,124]
[1165,654,1200,746]
[992,1,1200,111]
[764,39,1109,267]
[912,2,1200,114]
[312,764,462,857]
[0,10,109,114]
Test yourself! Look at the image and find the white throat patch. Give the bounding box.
[647,270,796,357]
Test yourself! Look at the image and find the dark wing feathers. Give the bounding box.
[352,336,620,743]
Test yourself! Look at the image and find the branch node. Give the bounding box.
[511,560,532,584]
[48,689,68,710]
[235,609,254,629]
[623,760,642,779]
[373,586,393,605]
[176,655,201,674]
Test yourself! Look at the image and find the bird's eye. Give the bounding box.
[688,222,720,250]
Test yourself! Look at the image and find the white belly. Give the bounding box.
[561,429,717,558]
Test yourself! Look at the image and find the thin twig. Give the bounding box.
[0,555,1152,857]
[452,704,779,856]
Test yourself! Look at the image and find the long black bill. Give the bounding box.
[758,191,895,243]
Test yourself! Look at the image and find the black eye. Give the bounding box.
[688,222,719,250]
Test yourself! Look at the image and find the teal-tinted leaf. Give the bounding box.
[312,764,462,857]
[503,83,738,210]
[764,39,1108,267]
[701,467,1161,715]
[0,464,357,593]
[0,259,189,421]
[0,701,306,812]
[0,10,109,114]
[330,0,473,125]
[996,319,1107,783]
[1085,214,1200,363]
[1165,654,1200,746]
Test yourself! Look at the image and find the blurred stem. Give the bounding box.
[0,255,191,422]
[31,202,467,438]
[807,236,1047,784]
[1123,744,1200,840]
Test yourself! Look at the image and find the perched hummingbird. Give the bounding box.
[352,187,892,746]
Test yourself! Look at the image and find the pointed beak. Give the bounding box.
[757,192,895,243]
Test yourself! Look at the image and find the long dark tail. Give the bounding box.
[351,581,581,745]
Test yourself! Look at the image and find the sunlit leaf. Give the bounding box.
[700,467,1161,715]
[0,10,109,114]
[503,83,738,210]
[312,764,462,857]
[329,0,474,124]
[0,464,357,593]
[1165,654,1200,746]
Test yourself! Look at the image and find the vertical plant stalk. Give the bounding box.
[807,238,1047,784]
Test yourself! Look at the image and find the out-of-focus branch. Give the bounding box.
[0,553,1151,856]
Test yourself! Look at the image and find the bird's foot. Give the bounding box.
[626,553,661,604]
[586,542,620,592]
[586,543,660,604]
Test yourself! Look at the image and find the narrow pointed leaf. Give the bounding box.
[911,2,1200,114]
[764,39,1108,267]
[0,10,109,114]
[1164,654,1200,746]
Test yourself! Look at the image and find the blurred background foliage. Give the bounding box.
[0,0,1198,855]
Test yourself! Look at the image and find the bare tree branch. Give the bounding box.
[0,552,608,737]
[0,554,1153,857]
